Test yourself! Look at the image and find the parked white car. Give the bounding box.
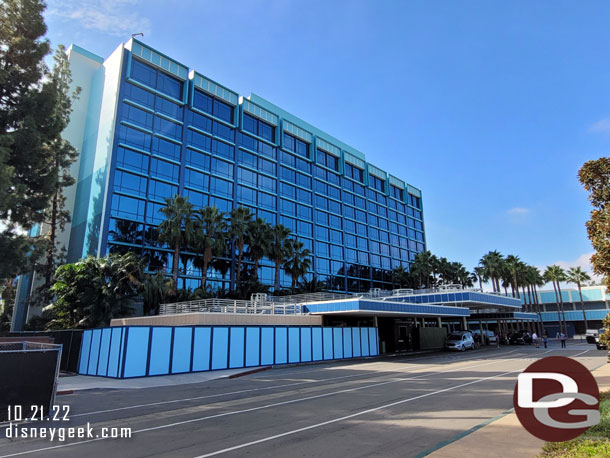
[445,332,475,351]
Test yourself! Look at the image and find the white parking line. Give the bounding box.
[0,352,528,458]
[192,368,527,457]
[70,349,522,418]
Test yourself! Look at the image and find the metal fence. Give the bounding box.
[160,298,305,315]
[0,341,62,422]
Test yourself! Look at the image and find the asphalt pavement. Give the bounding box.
[0,342,605,458]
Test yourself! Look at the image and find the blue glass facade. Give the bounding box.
[101,40,426,293]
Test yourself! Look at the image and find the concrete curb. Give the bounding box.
[228,366,272,379]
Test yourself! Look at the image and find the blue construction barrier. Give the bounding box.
[78,325,379,378]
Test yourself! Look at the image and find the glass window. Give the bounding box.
[238,167,257,186]
[193,90,213,115]
[152,136,181,161]
[391,185,404,201]
[316,225,330,241]
[150,157,179,182]
[329,214,341,229]
[211,158,233,179]
[237,185,256,206]
[238,149,257,168]
[214,99,234,123]
[259,191,275,209]
[116,147,149,174]
[280,182,295,199]
[187,110,212,133]
[280,198,296,216]
[114,170,147,197]
[327,185,340,200]
[298,220,312,236]
[213,122,234,142]
[296,188,311,204]
[185,148,210,170]
[122,103,153,130]
[283,133,295,152]
[210,196,232,213]
[184,167,208,190]
[315,210,328,226]
[259,157,275,175]
[157,72,183,100]
[111,194,145,220]
[148,179,177,202]
[260,175,276,193]
[295,138,308,158]
[295,157,310,173]
[258,141,276,159]
[185,188,207,208]
[296,173,311,188]
[345,163,363,182]
[243,113,274,141]
[280,150,296,168]
[315,195,327,210]
[154,116,182,140]
[123,82,155,109]
[280,215,296,231]
[119,124,151,151]
[130,59,156,88]
[330,230,342,244]
[345,234,356,247]
[210,177,232,198]
[156,97,183,120]
[330,245,343,260]
[315,241,330,257]
[213,139,234,160]
[243,113,257,135]
[297,204,312,220]
[280,166,295,183]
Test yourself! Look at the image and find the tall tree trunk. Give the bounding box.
[171,244,180,293]
[513,272,519,298]
[557,282,568,337]
[578,282,589,331]
[274,260,281,291]
[253,258,260,282]
[235,242,244,289]
[551,280,562,335]
[201,248,212,290]
[45,190,59,288]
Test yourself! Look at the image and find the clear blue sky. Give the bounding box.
[45,0,610,276]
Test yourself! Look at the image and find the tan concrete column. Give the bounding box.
[462,316,468,330]
[437,317,442,328]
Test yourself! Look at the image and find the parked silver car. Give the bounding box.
[445,332,475,351]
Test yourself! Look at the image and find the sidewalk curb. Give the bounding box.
[228,366,272,379]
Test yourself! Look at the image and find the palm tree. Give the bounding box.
[473,266,486,290]
[246,217,272,283]
[228,206,253,290]
[392,265,410,288]
[283,239,312,292]
[193,206,227,290]
[411,251,437,289]
[544,265,568,336]
[505,255,521,298]
[158,195,197,293]
[269,224,292,291]
[142,272,170,315]
[566,267,592,331]
[479,251,504,292]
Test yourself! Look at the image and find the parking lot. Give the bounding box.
[0,342,605,458]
